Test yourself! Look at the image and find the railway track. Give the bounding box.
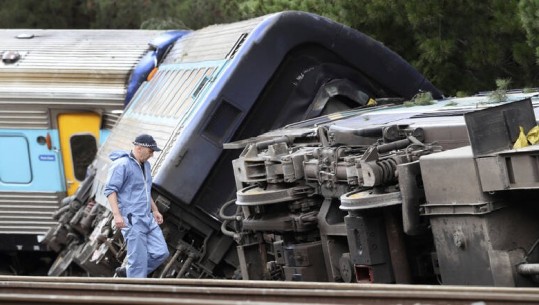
[0,276,538,305]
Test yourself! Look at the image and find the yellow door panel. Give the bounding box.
[58,113,101,196]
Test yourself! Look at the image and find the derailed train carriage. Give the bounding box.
[227,91,539,286]
[44,11,441,277]
[0,29,183,272]
[43,12,539,287]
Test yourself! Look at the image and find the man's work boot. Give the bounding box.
[114,266,126,277]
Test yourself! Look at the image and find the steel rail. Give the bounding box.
[0,276,538,304]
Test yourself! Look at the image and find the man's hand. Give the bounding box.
[153,210,164,225]
[114,214,126,229]
[108,192,125,229]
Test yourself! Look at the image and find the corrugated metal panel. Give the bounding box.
[93,64,218,189]
[0,192,62,234]
[0,107,49,129]
[102,110,122,129]
[0,30,163,124]
[163,16,264,64]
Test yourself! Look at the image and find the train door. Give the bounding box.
[57,113,100,196]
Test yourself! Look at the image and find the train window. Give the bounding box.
[152,70,176,116]
[165,69,193,117]
[192,76,210,99]
[70,134,97,181]
[174,68,215,119]
[172,69,200,118]
[147,70,175,114]
[0,136,32,183]
[160,69,190,116]
[133,69,169,115]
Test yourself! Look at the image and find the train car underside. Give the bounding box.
[225,96,539,286]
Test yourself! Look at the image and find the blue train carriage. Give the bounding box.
[45,11,441,277]
[0,29,183,270]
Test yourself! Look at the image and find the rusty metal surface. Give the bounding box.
[0,276,538,304]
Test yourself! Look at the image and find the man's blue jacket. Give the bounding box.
[104,151,153,217]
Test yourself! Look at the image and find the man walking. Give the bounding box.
[104,134,169,278]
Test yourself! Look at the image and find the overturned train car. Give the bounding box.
[228,91,539,287]
[44,11,441,277]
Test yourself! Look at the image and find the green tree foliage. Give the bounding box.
[238,0,342,22]
[337,0,537,96]
[85,0,242,30]
[0,0,90,28]
[86,0,147,29]
[0,0,538,96]
[519,0,539,60]
[401,0,537,95]
[171,0,243,30]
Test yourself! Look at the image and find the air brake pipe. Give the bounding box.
[219,199,239,221]
[177,253,197,278]
[376,135,423,154]
[159,247,183,278]
[377,138,411,154]
[517,263,539,275]
[221,220,241,240]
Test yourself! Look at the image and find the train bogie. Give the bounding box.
[228,93,539,286]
